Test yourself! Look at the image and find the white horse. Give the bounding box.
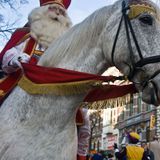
[1,0,160,159]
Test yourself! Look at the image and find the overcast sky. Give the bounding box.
[0,0,116,49]
[19,0,159,24]
[17,0,116,25]
[0,0,159,49]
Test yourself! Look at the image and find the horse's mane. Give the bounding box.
[38,5,114,68]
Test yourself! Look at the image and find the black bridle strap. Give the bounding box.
[111,15,123,66]
[140,69,160,88]
[125,4,160,69]
[135,55,160,67]
[147,70,160,81]
[111,0,160,81]
[123,10,135,67]
[125,14,144,60]
[124,11,160,69]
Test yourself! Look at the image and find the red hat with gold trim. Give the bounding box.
[39,0,71,9]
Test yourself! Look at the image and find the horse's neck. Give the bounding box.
[39,6,114,75]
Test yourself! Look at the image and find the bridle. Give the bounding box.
[111,0,160,88]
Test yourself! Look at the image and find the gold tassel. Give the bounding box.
[80,94,131,110]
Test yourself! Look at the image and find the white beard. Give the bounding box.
[28,4,72,49]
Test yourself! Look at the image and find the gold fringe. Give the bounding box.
[18,76,103,95]
[80,94,131,109]
[129,4,156,19]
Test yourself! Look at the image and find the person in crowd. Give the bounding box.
[107,153,114,160]
[86,153,94,160]
[150,135,160,160]
[141,140,154,160]
[77,108,91,160]
[114,131,149,160]
[92,152,103,160]
[0,0,90,159]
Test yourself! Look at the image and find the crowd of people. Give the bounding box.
[113,131,158,160]
[86,131,159,160]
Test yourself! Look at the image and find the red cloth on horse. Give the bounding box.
[21,62,119,83]
[84,84,137,102]
[20,62,137,102]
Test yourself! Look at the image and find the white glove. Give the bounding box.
[9,53,30,68]
[2,51,30,73]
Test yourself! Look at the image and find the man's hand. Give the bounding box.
[2,50,30,73]
[9,52,30,69]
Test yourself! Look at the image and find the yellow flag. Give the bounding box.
[150,115,156,129]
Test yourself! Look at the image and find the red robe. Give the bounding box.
[0,27,31,103]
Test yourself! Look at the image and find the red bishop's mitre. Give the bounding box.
[39,0,71,9]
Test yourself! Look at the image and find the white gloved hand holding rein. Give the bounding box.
[9,53,30,68]
[2,47,30,73]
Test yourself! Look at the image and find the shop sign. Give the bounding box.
[106,135,117,150]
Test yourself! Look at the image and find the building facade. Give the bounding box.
[89,110,103,152]
[89,93,158,153]
[101,107,124,151]
[89,67,159,153]
[116,93,156,143]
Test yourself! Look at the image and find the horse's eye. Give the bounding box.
[139,15,153,25]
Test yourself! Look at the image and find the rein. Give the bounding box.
[111,0,160,86]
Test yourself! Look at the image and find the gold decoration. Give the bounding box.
[34,50,43,56]
[18,76,103,95]
[128,4,156,19]
[80,94,131,109]
[18,75,132,109]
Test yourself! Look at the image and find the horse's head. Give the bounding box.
[104,0,160,106]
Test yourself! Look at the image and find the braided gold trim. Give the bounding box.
[18,76,103,95]
[16,33,30,46]
[42,1,64,8]
[129,4,156,19]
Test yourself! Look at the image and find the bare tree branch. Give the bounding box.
[0,0,28,42]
